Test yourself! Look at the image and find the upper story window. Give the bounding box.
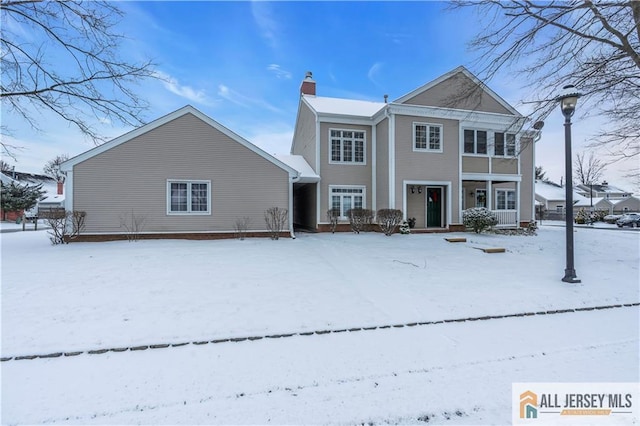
[330,129,365,164]
[167,180,211,215]
[464,129,487,155]
[413,123,443,152]
[494,132,516,157]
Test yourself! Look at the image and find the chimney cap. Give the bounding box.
[304,71,314,80]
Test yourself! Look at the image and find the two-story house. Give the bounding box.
[290,66,537,232]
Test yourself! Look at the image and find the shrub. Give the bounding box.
[46,210,86,244]
[234,217,252,240]
[264,207,288,240]
[327,209,340,233]
[347,208,375,234]
[377,209,403,236]
[119,210,147,242]
[399,220,410,234]
[463,207,498,233]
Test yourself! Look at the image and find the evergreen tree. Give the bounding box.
[0,181,45,220]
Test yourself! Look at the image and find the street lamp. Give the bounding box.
[557,84,581,283]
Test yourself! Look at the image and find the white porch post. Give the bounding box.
[486,180,492,210]
[516,180,521,227]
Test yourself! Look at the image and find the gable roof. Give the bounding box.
[274,155,320,183]
[302,95,385,118]
[60,105,299,178]
[393,66,522,117]
[535,180,590,204]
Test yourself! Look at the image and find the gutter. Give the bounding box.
[289,173,301,239]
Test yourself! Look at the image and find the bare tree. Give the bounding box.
[1,0,157,157]
[43,154,69,182]
[450,1,640,163]
[574,151,607,185]
[0,160,12,173]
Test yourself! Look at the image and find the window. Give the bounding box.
[494,132,516,156]
[167,180,211,215]
[464,129,487,155]
[330,129,365,164]
[496,189,516,210]
[556,205,564,213]
[330,186,365,218]
[413,123,443,152]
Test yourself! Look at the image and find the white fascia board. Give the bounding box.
[462,173,522,182]
[316,113,374,126]
[59,105,299,179]
[388,103,524,129]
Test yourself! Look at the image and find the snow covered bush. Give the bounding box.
[264,207,288,240]
[463,208,498,233]
[347,208,375,233]
[399,220,410,234]
[377,209,403,236]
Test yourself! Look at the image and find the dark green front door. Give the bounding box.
[427,187,442,227]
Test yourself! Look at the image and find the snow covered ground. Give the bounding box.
[1,224,639,424]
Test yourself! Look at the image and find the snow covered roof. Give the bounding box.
[535,180,590,204]
[303,95,385,118]
[0,173,17,185]
[274,155,320,183]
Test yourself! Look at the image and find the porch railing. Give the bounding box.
[491,209,517,227]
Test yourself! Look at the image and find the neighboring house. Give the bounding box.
[611,196,640,214]
[534,180,591,219]
[576,181,633,200]
[60,106,318,240]
[0,171,61,220]
[290,66,537,231]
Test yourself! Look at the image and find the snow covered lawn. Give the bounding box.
[1,225,639,424]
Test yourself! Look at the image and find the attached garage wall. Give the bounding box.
[73,113,290,234]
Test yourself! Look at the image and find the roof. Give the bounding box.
[577,182,631,194]
[60,105,299,179]
[535,180,590,204]
[274,155,320,183]
[303,95,386,118]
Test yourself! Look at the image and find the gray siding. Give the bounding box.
[402,72,513,115]
[492,158,518,175]
[319,122,373,221]
[376,118,389,210]
[291,102,317,170]
[73,113,289,233]
[462,157,490,173]
[393,114,460,221]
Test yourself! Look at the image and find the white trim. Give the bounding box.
[316,115,376,126]
[328,185,366,219]
[315,118,321,227]
[328,128,367,165]
[495,188,517,210]
[288,176,295,238]
[60,105,299,179]
[166,179,212,215]
[388,113,395,208]
[516,181,521,225]
[372,124,377,212]
[64,171,74,212]
[402,180,452,227]
[412,122,443,153]
[462,173,522,182]
[462,128,489,156]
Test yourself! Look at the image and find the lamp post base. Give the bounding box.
[562,269,581,283]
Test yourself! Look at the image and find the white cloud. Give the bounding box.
[251,2,279,50]
[217,84,282,114]
[267,64,292,80]
[367,62,384,87]
[154,71,209,105]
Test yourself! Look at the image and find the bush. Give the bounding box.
[463,207,498,233]
[327,209,340,233]
[119,210,147,242]
[234,217,251,240]
[399,220,410,234]
[264,207,288,240]
[347,208,375,233]
[46,210,86,244]
[377,209,403,236]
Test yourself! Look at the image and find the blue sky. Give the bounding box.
[2,1,635,190]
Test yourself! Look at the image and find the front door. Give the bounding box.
[426,187,442,227]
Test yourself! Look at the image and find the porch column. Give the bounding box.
[516,180,521,226]
[486,180,492,210]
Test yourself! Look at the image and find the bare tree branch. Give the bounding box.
[1,0,158,156]
[449,0,640,171]
[574,151,607,185]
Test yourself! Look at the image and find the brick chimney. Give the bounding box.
[57,181,63,195]
[300,71,316,96]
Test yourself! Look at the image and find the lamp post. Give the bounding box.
[557,84,581,283]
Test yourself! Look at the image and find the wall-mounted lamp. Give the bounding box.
[410,186,423,194]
